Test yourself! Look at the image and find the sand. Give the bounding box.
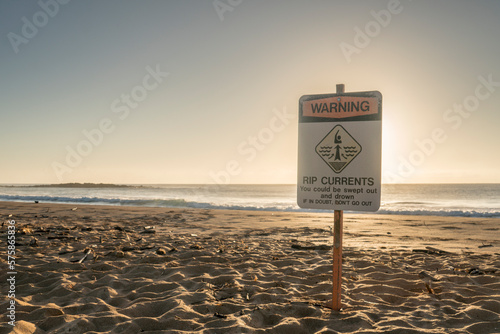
[0,201,499,333]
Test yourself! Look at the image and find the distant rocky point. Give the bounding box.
[30,183,140,188]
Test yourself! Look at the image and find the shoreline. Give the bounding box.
[2,201,499,254]
[1,201,499,333]
[1,197,499,219]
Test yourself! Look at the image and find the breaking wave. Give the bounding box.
[1,194,499,218]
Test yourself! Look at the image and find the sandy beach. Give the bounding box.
[1,201,499,333]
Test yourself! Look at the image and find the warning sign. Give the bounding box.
[297,90,382,212]
[316,125,361,173]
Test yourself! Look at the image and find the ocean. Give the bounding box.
[0,184,499,218]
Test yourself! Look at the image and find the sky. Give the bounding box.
[1,0,500,184]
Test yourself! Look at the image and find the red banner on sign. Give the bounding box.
[302,96,378,118]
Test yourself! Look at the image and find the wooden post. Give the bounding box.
[332,83,345,311]
[336,84,345,95]
[332,210,343,311]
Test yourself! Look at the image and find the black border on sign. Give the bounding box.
[299,90,382,123]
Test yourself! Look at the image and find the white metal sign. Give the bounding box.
[297,91,382,211]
